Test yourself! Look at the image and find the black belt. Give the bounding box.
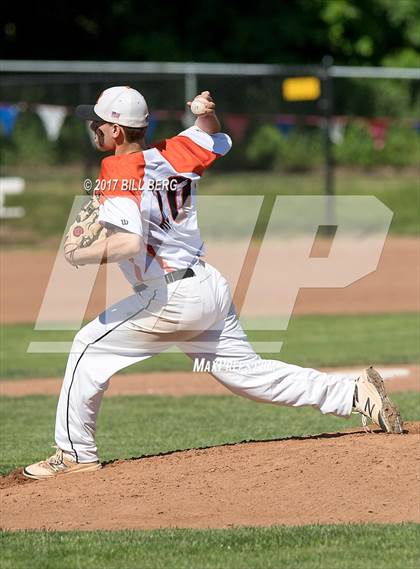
[133,267,195,293]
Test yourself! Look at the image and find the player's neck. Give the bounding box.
[114,140,147,155]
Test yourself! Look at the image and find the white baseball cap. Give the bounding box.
[76,86,149,127]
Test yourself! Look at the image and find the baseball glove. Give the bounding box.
[64,195,106,266]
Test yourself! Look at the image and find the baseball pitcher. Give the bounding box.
[24,86,403,479]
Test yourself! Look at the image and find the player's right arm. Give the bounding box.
[153,92,232,177]
[187,91,221,134]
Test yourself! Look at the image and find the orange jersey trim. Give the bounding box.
[96,153,145,205]
[154,136,218,176]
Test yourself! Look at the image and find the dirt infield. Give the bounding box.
[1,365,418,397]
[1,237,419,323]
[1,236,418,532]
[1,423,419,530]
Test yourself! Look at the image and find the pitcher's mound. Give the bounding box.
[2,422,419,530]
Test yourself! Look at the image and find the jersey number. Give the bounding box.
[156,176,192,228]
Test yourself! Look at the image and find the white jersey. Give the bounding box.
[96,126,232,285]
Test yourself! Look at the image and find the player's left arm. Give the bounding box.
[187,91,221,134]
[65,228,141,266]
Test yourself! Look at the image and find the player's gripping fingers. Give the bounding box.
[187,94,216,116]
[187,100,215,109]
[200,91,212,102]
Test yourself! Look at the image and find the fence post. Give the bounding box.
[80,81,93,183]
[321,55,335,230]
[184,65,197,127]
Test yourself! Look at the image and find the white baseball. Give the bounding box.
[190,97,207,115]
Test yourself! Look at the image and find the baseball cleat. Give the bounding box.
[23,447,101,480]
[353,366,403,434]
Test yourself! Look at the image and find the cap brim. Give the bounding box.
[75,105,104,122]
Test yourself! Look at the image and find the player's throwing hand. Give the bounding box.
[187,91,216,116]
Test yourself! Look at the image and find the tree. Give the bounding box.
[1,0,419,65]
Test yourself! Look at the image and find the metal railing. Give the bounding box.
[1,58,418,214]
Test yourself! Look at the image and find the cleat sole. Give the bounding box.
[366,366,404,434]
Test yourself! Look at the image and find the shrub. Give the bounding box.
[334,124,377,167]
[275,129,324,171]
[381,125,420,167]
[5,112,54,167]
[245,124,285,170]
[246,124,324,171]
[56,116,90,164]
[335,123,420,167]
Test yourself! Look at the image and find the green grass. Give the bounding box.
[2,162,418,568]
[1,167,418,246]
[1,313,418,379]
[2,393,418,567]
[201,169,420,237]
[1,392,418,476]
[1,524,419,569]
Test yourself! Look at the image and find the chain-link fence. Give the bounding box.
[1,60,418,174]
[0,60,418,244]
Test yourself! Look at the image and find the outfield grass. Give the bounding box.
[1,392,418,476]
[201,169,420,238]
[1,167,418,246]
[1,524,419,569]
[1,313,418,379]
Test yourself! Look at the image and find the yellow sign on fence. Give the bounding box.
[282,76,321,101]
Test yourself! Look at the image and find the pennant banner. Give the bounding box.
[305,115,322,127]
[275,115,295,136]
[368,119,389,150]
[35,104,67,141]
[223,114,249,142]
[4,101,417,150]
[330,118,346,144]
[0,104,20,137]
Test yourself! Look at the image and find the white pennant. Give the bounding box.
[329,119,346,145]
[35,104,67,141]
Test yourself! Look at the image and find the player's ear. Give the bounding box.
[112,124,124,143]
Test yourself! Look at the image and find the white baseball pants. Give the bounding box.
[55,261,356,462]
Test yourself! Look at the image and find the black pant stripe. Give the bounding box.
[66,289,158,462]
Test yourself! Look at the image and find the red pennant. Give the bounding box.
[223,114,249,142]
[368,119,390,150]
